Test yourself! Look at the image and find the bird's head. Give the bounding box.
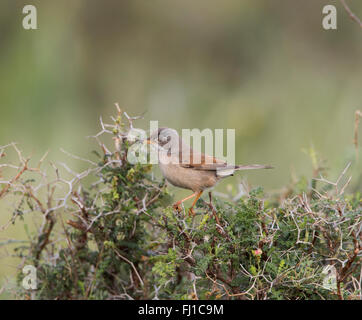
[146,127,180,148]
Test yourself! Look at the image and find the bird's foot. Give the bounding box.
[172,203,182,212]
[188,208,196,217]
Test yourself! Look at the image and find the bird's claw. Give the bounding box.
[172,204,195,217]
[173,203,182,212]
[188,208,196,217]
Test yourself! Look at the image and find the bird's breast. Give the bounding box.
[159,161,218,192]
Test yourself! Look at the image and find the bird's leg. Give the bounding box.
[188,191,203,217]
[208,192,220,225]
[173,192,198,212]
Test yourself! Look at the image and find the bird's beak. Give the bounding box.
[144,138,156,145]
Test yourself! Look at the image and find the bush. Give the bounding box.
[1,106,361,300]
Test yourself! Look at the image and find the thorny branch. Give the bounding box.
[340,0,362,28]
[354,110,362,159]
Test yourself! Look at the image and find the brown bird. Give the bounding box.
[147,127,272,216]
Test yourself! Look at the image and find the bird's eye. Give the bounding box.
[160,135,168,143]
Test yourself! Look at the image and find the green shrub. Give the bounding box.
[1,108,361,300]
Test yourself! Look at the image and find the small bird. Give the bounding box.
[147,127,272,216]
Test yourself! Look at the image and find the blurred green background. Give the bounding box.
[1,0,361,298]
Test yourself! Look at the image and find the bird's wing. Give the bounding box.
[179,148,229,171]
[179,148,273,172]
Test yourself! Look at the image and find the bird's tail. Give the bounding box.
[235,164,274,170]
[216,164,273,177]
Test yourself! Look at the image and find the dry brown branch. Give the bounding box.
[340,0,362,28]
[313,162,352,198]
[114,249,144,287]
[354,110,362,159]
[0,158,29,199]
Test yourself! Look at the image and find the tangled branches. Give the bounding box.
[0,105,361,300]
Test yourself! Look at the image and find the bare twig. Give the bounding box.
[354,110,362,159]
[340,0,362,28]
[114,249,144,287]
